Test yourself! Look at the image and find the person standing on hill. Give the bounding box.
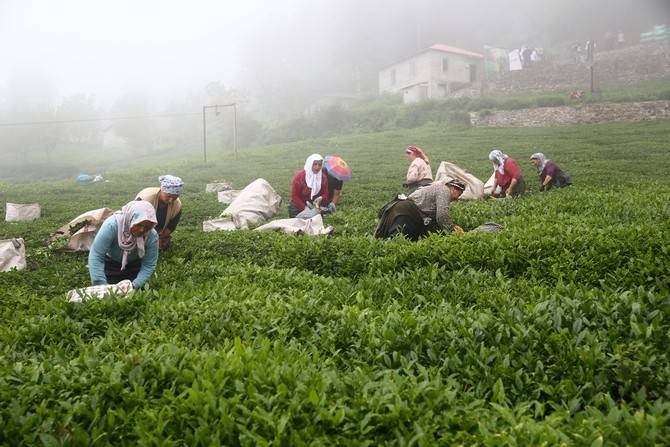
[488,149,525,198]
[289,153,330,218]
[404,145,433,193]
[375,179,466,241]
[135,175,183,251]
[530,153,572,191]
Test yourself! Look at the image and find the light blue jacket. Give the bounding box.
[88,216,159,289]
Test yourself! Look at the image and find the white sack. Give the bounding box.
[217,190,240,204]
[67,280,134,303]
[0,238,27,272]
[203,178,282,231]
[483,173,502,196]
[202,219,238,232]
[434,161,485,200]
[48,208,113,252]
[255,214,334,236]
[5,203,41,222]
[206,182,233,193]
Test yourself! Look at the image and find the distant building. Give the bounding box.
[378,44,484,103]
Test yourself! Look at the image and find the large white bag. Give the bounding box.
[67,280,134,303]
[434,162,484,200]
[206,182,233,193]
[483,172,502,196]
[48,208,113,252]
[5,203,41,222]
[203,178,282,231]
[0,238,27,272]
[255,214,334,236]
[217,190,240,204]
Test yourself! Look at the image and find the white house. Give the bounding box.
[379,44,484,103]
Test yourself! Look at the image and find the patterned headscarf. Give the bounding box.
[406,145,430,164]
[114,201,157,270]
[159,175,184,195]
[530,152,548,173]
[446,179,466,192]
[488,149,508,174]
[303,154,324,199]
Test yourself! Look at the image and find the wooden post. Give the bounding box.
[202,106,207,163]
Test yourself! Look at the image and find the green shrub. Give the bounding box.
[535,95,567,107]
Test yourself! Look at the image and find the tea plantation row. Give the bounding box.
[0,121,669,445]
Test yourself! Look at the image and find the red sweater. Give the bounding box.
[494,157,522,188]
[291,170,329,211]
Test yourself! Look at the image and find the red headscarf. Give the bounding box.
[405,145,430,164]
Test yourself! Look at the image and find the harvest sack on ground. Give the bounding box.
[5,203,41,222]
[205,182,233,193]
[434,161,484,200]
[0,238,27,272]
[48,207,114,251]
[203,178,282,231]
[255,214,334,236]
[217,190,240,204]
[67,280,134,303]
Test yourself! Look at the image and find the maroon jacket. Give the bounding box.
[291,170,329,211]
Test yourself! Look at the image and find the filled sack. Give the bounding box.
[67,280,134,303]
[0,238,27,272]
[255,214,334,236]
[206,181,233,193]
[203,178,282,231]
[5,203,41,222]
[217,190,240,204]
[48,208,114,251]
[434,162,484,200]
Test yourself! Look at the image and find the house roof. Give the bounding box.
[380,43,484,72]
[429,44,484,59]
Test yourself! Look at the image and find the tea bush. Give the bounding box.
[0,120,669,445]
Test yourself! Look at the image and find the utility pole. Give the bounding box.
[587,39,596,95]
[202,103,239,163]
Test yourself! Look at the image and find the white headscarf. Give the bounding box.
[488,149,508,174]
[303,153,324,199]
[530,152,548,173]
[114,201,158,270]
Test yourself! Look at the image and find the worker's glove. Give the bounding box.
[305,201,314,209]
[313,197,323,208]
[327,202,336,213]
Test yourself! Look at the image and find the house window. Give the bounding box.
[442,57,449,72]
[410,61,416,77]
[469,64,477,82]
[391,69,396,85]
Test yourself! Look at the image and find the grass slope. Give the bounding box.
[1,120,670,445]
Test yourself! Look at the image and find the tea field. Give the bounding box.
[1,121,670,445]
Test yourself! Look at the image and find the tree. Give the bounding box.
[111,93,156,151]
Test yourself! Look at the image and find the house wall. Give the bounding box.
[379,50,483,102]
[378,53,432,94]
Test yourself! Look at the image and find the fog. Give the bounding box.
[0,0,668,177]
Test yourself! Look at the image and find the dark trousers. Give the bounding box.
[495,176,526,197]
[387,215,424,241]
[104,257,141,285]
[288,202,301,218]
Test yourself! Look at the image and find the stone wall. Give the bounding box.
[470,100,670,127]
[479,42,670,96]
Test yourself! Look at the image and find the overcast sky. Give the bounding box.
[1,0,667,109]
